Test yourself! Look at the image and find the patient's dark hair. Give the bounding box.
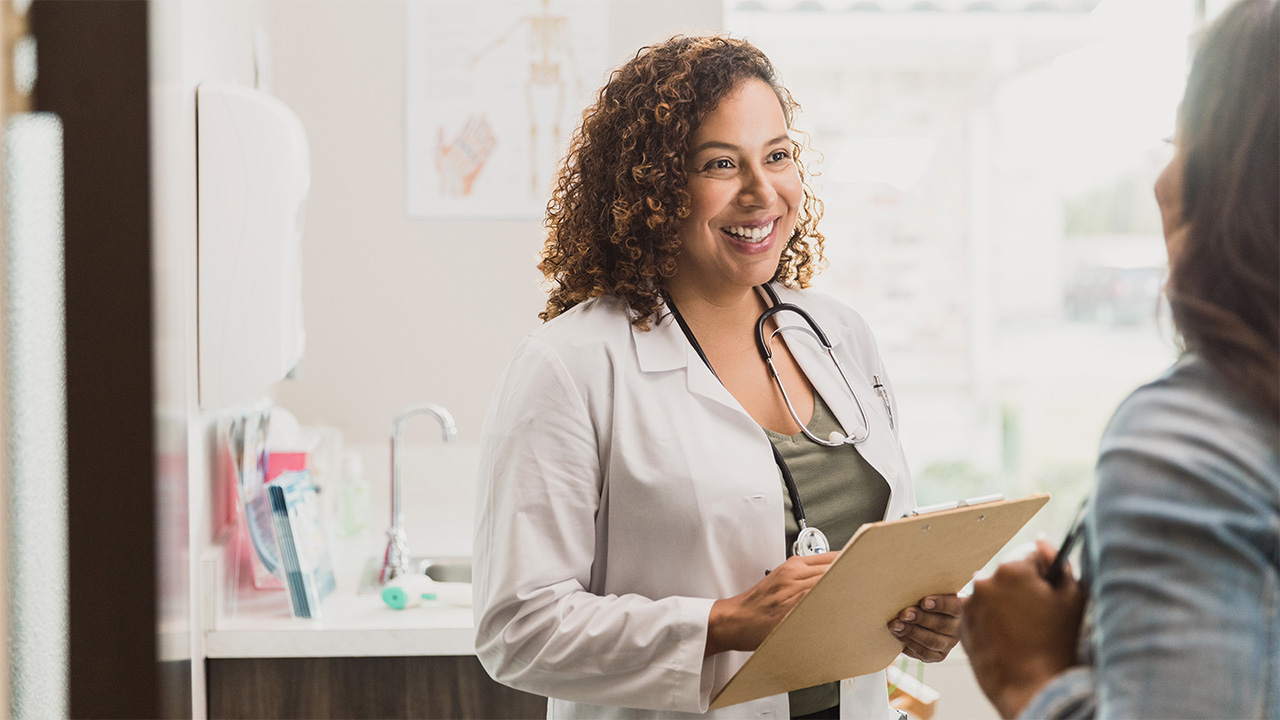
[1168,0,1280,421]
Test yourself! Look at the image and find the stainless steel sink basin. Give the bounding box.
[422,557,472,583]
[358,555,473,594]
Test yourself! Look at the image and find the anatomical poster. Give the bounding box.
[406,0,610,219]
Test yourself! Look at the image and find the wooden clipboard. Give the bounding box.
[710,493,1050,709]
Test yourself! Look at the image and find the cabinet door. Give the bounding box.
[207,656,547,719]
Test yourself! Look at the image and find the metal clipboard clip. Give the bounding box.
[908,494,1006,517]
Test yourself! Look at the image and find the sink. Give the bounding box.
[422,557,472,583]
[358,556,472,594]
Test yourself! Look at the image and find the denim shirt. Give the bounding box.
[1023,355,1280,719]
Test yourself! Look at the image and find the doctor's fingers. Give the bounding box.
[891,607,960,639]
[911,594,964,618]
[750,556,831,600]
[788,551,838,568]
[899,635,950,663]
[895,618,960,655]
[771,553,837,579]
[762,567,828,600]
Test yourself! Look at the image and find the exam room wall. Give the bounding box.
[267,0,724,445]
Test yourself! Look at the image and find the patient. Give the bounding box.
[958,0,1280,717]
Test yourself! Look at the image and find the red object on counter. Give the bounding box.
[266,452,309,482]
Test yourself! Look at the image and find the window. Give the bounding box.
[728,0,1200,545]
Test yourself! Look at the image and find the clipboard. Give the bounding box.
[710,492,1050,709]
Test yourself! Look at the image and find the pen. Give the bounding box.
[872,374,894,429]
[1045,496,1089,587]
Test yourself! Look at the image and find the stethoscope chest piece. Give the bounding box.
[793,525,830,556]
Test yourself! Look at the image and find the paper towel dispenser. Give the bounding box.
[197,82,309,409]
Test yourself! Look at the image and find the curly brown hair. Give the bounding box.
[538,35,825,328]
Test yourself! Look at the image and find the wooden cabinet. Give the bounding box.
[207,656,547,719]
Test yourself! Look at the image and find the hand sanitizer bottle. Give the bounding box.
[338,452,370,538]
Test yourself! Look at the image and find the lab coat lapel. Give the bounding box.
[630,309,745,416]
[773,299,902,498]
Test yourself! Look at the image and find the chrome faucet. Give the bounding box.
[379,402,457,585]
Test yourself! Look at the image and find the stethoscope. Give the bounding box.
[664,284,895,557]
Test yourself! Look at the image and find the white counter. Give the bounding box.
[204,442,482,660]
[205,590,476,659]
[204,530,481,659]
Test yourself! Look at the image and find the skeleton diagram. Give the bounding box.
[468,0,581,196]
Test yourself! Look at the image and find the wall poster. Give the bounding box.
[406,0,611,220]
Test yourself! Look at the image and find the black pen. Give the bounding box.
[1045,496,1089,587]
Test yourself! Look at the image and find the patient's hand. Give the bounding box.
[959,539,1085,719]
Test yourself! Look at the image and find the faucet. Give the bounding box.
[379,402,457,585]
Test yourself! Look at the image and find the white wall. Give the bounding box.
[267,0,723,445]
[150,2,271,715]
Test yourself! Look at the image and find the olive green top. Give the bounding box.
[763,394,891,717]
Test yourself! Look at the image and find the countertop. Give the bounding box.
[203,442,482,659]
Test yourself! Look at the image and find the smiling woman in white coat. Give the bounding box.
[474,36,962,720]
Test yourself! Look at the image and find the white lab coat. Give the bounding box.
[474,285,915,719]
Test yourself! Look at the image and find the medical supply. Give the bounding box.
[338,452,370,538]
[753,284,875,446]
[268,470,335,619]
[227,402,285,590]
[381,574,471,610]
[665,285,897,558]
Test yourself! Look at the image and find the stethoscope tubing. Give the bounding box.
[758,323,871,446]
[756,284,874,445]
[663,284,885,555]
